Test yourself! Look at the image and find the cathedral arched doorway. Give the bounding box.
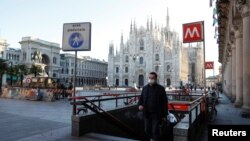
[115,79,119,86]
[138,75,144,87]
[167,78,171,87]
[124,79,128,86]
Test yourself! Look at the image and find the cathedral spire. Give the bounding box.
[166,7,170,30]
[155,20,157,29]
[130,19,133,34]
[147,16,149,31]
[134,19,137,34]
[150,16,153,31]
[116,46,118,56]
[120,32,123,45]
[134,19,136,31]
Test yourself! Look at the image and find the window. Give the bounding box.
[140,39,144,50]
[167,65,171,72]
[139,57,143,64]
[125,56,129,63]
[61,68,64,74]
[155,54,159,61]
[71,69,74,75]
[53,57,57,64]
[116,67,119,73]
[125,67,128,73]
[155,66,159,72]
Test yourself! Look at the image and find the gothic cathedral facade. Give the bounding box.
[108,11,188,87]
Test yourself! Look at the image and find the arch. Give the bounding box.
[42,54,50,64]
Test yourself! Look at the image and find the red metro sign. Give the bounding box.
[183,21,204,43]
[205,61,214,69]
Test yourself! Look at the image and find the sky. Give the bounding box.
[0,0,220,76]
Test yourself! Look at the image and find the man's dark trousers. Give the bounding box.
[144,112,160,141]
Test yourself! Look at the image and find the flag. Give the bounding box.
[210,0,215,7]
[213,8,218,26]
[214,26,218,38]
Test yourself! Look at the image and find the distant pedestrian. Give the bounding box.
[194,86,197,92]
[138,72,168,141]
[208,87,211,91]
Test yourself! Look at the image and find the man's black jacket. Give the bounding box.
[138,83,168,118]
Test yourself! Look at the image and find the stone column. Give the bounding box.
[242,4,250,116]
[227,57,232,99]
[235,27,243,107]
[222,64,227,95]
[231,43,236,102]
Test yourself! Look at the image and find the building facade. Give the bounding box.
[0,37,108,86]
[0,39,22,85]
[182,43,204,86]
[108,10,189,87]
[60,54,108,86]
[215,0,250,116]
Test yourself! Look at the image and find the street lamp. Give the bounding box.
[106,76,108,87]
[8,62,13,86]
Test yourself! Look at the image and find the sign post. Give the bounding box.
[62,22,91,115]
[183,21,206,94]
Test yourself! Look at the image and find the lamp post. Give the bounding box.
[106,76,108,87]
[8,62,13,86]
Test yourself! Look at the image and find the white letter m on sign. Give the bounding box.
[207,63,213,69]
[184,27,200,39]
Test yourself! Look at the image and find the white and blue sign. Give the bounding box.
[62,22,91,51]
[69,32,84,48]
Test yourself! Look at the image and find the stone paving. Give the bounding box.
[200,92,250,141]
[0,96,135,141]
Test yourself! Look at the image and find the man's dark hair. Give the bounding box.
[149,72,158,79]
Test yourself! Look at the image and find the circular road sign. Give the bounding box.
[68,32,84,48]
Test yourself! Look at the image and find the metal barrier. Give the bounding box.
[69,92,141,112]
[167,94,205,125]
[70,91,206,140]
[70,92,146,140]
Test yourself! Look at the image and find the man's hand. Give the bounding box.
[138,105,144,111]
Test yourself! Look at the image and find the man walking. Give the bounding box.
[138,72,168,141]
